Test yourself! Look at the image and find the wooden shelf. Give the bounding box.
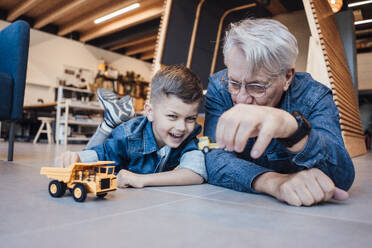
[60,120,101,126]
[67,137,91,141]
[60,101,103,111]
[59,86,93,94]
[27,81,57,88]
[55,86,103,145]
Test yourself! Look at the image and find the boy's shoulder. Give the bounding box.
[112,116,149,138]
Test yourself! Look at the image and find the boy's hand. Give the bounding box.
[253,168,349,207]
[117,169,145,188]
[54,151,80,168]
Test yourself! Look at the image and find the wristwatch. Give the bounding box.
[277,111,312,148]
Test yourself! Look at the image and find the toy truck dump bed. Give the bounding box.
[40,166,74,183]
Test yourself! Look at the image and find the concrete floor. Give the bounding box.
[1,141,372,248]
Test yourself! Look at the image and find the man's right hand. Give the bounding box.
[253,168,349,206]
[54,151,80,168]
[215,104,300,158]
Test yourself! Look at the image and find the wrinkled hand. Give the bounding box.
[257,168,349,207]
[216,104,298,158]
[117,169,144,188]
[54,151,80,168]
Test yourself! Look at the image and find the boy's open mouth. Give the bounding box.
[169,132,184,140]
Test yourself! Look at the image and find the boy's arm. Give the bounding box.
[117,168,203,188]
[55,151,81,167]
[117,149,206,188]
[55,126,128,167]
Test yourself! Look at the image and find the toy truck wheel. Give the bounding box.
[72,183,87,202]
[48,180,65,197]
[202,146,210,154]
[97,193,107,199]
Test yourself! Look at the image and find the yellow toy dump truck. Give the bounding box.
[40,161,117,202]
[198,136,219,154]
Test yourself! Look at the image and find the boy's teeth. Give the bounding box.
[171,133,183,138]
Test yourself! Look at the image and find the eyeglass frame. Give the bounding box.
[221,71,274,98]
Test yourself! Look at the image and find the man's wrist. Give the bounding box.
[253,171,279,195]
[253,171,290,199]
[278,111,312,148]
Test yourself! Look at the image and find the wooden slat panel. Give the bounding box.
[80,5,163,42]
[340,124,363,136]
[336,102,363,125]
[333,94,360,117]
[6,0,44,21]
[125,40,156,56]
[140,50,155,60]
[34,0,89,29]
[342,135,367,158]
[304,0,367,157]
[340,119,363,133]
[109,34,157,51]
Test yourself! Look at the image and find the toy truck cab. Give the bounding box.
[41,161,117,202]
[198,136,219,154]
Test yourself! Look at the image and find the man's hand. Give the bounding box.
[253,168,349,206]
[54,151,80,168]
[117,169,145,188]
[216,104,299,158]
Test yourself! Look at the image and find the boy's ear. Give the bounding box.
[144,102,153,121]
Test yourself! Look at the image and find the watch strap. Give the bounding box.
[277,111,312,148]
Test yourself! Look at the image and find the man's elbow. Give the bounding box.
[326,160,355,191]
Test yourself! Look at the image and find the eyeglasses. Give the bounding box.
[222,72,274,98]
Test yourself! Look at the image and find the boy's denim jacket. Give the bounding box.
[82,116,202,174]
[204,70,355,192]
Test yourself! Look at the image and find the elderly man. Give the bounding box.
[204,18,355,206]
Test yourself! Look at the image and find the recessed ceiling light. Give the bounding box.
[348,0,372,8]
[94,3,140,24]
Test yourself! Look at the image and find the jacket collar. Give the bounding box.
[142,119,159,154]
[127,117,158,155]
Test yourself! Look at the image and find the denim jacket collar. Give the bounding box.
[127,118,158,155]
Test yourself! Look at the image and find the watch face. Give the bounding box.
[328,0,343,13]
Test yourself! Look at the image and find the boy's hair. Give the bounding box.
[150,65,203,104]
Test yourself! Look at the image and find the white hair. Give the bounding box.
[223,18,298,79]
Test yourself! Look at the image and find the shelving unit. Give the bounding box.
[55,86,103,145]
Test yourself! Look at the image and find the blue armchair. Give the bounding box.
[0,20,30,161]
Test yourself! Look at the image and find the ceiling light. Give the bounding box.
[355,19,372,25]
[94,3,140,24]
[348,0,372,8]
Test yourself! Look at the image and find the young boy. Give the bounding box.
[57,65,207,188]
